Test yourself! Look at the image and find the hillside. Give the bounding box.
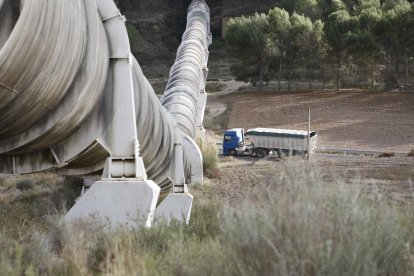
[117,0,278,80]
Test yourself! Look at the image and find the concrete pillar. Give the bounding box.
[155,193,193,224]
[65,180,160,229]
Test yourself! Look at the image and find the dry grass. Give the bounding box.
[197,133,221,179]
[220,160,414,275]
[1,161,414,275]
[0,174,82,238]
[221,156,234,162]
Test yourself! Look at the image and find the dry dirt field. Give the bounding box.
[209,89,414,152]
[204,89,414,204]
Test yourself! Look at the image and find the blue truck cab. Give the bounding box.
[223,128,244,156]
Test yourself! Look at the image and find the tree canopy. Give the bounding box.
[226,8,324,89]
[225,13,275,87]
[225,0,414,91]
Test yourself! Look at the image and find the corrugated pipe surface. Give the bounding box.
[0,0,108,153]
[161,0,211,139]
[0,0,209,190]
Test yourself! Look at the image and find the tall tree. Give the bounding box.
[318,0,348,20]
[375,0,411,89]
[268,8,326,90]
[268,8,291,90]
[392,3,414,91]
[324,9,359,89]
[350,0,382,88]
[279,0,321,19]
[225,13,276,87]
[306,19,327,89]
[382,0,411,11]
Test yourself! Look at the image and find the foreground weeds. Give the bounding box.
[197,133,221,179]
[1,161,414,275]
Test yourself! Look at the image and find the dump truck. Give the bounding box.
[223,128,318,158]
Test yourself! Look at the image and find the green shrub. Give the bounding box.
[184,201,222,240]
[205,82,227,93]
[197,134,220,179]
[126,24,140,55]
[16,180,33,191]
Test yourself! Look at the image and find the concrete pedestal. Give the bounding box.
[155,193,194,224]
[64,180,160,229]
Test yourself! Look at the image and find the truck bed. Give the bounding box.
[245,128,317,152]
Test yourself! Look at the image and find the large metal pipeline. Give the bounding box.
[0,0,211,192]
[161,0,211,138]
[0,0,108,153]
[131,57,178,189]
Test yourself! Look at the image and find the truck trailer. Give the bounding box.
[223,128,318,158]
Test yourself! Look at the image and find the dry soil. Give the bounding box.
[203,89,414,205]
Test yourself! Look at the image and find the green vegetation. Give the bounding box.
[0,174,82,238]
[1,161,414,275]
[269,8,325,90]
[225,13,275,87]
[225,0,414,91]
[126,24,141,55]
[205,82,227,93]
[197,134,220,179]
[16,179,34,191]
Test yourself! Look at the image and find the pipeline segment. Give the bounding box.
[161,0,211,139]
[0,0,210,191]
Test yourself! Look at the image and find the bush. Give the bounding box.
[378,152,395,158]
[1,161,414,275]
[126,24,140,55]
[197,134,220,179]
[205,82,227,93]
[16,180,33,191]
[408,150,414,157]
[220,160,414,275]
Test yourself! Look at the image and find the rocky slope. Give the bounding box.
[116,0,278,80]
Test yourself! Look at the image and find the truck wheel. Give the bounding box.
[275,149,282,158]
[229,149,236,156]
[256,149,266,158]
[282,149,290,157]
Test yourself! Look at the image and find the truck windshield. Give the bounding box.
[224,135,232,141]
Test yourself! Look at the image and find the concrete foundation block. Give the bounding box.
[64,180,160,229]
[155,193,194,224]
